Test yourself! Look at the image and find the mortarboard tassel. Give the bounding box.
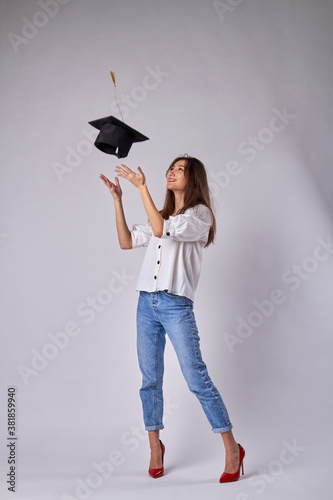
[110,71,124,123]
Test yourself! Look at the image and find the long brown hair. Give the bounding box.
[160,155,216,247]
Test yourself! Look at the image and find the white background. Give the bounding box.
[1,0,333,499]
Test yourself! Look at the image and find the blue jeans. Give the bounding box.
[136,291,233,433]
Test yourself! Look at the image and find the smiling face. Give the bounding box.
[166,160,188,193]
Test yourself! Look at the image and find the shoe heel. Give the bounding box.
[241,461,244,475]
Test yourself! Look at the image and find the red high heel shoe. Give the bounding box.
[148,440,165,478]
[219,443,245,483]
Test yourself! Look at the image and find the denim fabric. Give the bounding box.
[136,291,233,433]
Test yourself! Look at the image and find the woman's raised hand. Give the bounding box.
[114,164,146,189]
[99,174,122,201]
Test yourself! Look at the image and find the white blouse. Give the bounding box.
[130,204,212,302]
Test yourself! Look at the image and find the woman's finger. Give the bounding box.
[100,176,115,190]
[120,164,132,173]
[100,174,110,182]
[115,167,127,176]
[116,165,136,177]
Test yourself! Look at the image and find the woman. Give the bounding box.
[99,155,245,482]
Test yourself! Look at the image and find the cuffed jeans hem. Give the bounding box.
[145,424,164,431]
[212,423,233,434]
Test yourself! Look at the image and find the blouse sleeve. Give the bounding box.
[162,205,212,244]
[130,221,153,248]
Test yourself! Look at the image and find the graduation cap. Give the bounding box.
[88,115,149,158]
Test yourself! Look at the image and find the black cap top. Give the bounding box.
[88,115,149,158]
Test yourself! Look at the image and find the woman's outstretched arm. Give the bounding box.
[115,164,164,238]
[99,174,132,249]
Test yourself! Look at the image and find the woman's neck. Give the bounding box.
[173,191,185,215]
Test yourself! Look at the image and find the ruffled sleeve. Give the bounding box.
[130,221,153,248]
[162,205,212,244]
